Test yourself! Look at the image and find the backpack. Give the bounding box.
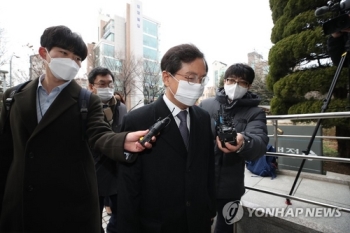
[245,144,278,179]
[2,81,92,141]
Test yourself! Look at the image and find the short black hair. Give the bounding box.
[40,25,88,61]
[224,63,255,84]
[88,66,115,84]
[161,44,208,75]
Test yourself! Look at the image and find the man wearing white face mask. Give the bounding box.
[199,63,269,233]
[87,66,127,233]
[117,44,216,233]
[0,25,155,233]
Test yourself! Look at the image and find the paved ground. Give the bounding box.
[101,168,350,233]
[241,168,350,233]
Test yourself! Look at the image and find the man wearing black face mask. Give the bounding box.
[199,63,269,233]
[87,66,127,233]
[0,25,154,233]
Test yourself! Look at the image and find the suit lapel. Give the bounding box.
[187,106,202,167]
[29,80,81,140]
[14,79,39,135]
[153,96,187,157]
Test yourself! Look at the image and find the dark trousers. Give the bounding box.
[214,198,241,233]
[99,194,118,233]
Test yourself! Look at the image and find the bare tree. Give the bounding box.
[249,74,274,105]
[29,54,44,80]
[142,58,162,104]
[12,69,29,84]
[101,50,143,104]
[0,27,8,68]
[10,44,44,84]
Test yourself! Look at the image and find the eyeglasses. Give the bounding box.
[169,72,209,86]
[93,82,114,88]
[225,78,250,88]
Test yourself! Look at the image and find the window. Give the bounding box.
[143,47,158,60]
[102,44,114,57]
[143,34,158,48]
[143,20,158,36]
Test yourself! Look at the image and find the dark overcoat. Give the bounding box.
[199,89,269,199]
[0,79,129,233]
[117,96,216,233]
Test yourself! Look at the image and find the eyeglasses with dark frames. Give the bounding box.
[225,78,250,88]
[168,72,209,86]
[93,82,114,88]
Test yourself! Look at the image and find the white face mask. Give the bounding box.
[224,83,248,100]
[169,77,205,106]
[96,87,114,102]
[45,49,80,81]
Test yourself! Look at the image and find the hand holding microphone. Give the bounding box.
[139,116,171,147]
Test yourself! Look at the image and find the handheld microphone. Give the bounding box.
[139,116,171,146]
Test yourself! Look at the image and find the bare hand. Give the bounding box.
[216,133,244,153]
[124,130,156,152]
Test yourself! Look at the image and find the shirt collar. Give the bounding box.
[37,74,72,91]
[163,94,189,117]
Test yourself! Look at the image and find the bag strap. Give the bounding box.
[78,88,92,141]
[2,80,31,133]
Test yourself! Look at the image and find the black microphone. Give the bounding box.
[315,6,330,16]
[139,116,171,146]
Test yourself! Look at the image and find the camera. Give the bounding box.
[215,105,237,148]
[315,0,350,35]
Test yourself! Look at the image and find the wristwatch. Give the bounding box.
[236,139,245,153]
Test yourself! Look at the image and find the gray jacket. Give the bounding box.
[199,88,269,199]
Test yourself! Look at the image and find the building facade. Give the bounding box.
[247,51,269,81]
[87,0,161,110]
[211,60,227,88]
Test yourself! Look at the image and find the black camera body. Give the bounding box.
[323,13,350,35]
[216,106,237,148]
[315,0,350,35]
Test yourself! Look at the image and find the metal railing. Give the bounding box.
[244,111,350,213]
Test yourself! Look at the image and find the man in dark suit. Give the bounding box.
[0,25,153,233]
[87,66,128,233]
[117,44,216,233]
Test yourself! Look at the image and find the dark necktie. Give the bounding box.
[177,110,189,148]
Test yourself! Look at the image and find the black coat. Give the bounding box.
[327,33,349,66]
[200,88,269,199]
[117,95,216,233]
[94,100,127,196]
[0,79,129,233]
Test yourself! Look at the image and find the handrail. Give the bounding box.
[267,135,350,140]
[244,111,350,215]
[266,152,350,163]
[245,186,350,213]
[266,111,350,120]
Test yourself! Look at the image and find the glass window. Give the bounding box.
[102,57,122,72]
[143,19,158,36]
[143,34,158,48]
[143,47,158,60]
[103,44,114,57]
[106,33,114,42]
